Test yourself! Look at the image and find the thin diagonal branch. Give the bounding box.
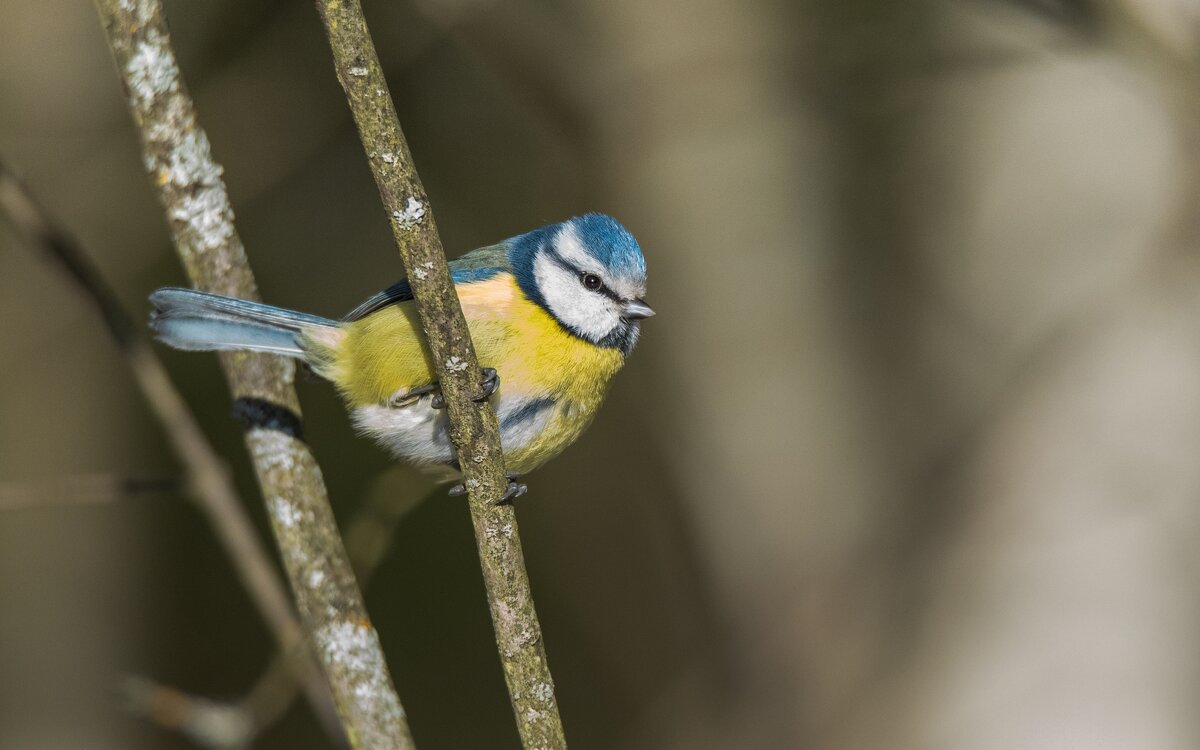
[312,3,567,747]
[90,3,415,748]
[0,160,345,746]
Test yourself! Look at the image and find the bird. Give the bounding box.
[148,213,654,502]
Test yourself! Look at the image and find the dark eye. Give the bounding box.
[581,273,603,291]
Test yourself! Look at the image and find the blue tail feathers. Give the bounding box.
[149,288,337,356]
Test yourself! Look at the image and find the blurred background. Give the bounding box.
[3,0,1200,748]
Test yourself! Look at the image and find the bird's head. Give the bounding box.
[511,213,653,356]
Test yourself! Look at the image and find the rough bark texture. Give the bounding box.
[312,1,567,747]
[93,2,414,748]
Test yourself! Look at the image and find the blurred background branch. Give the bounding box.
[0,159,345,746]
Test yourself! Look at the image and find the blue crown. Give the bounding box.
[509,213,645,294]
[570,213,646,280]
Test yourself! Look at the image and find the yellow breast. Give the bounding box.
[328,273,625,472]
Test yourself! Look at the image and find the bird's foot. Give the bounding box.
[496,479,527,505]
[429,368,500,409]
[447,472,526,505]
[387,382,439,408]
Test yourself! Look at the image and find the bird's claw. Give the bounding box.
[429,368,500,410]
[446,474,527,504]
[495,480,527,505]
[476,368,500,402]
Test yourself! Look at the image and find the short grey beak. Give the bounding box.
[623,298,655,320]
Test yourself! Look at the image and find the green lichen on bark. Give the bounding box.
[312,1,568,747]
[94,2,415,748]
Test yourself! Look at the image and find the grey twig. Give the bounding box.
[120,677,256,750]
[0,474,179,510]
[90,2,415,748]
[0,160,345,745]
[312,2,567,747]
[121,665,321,750]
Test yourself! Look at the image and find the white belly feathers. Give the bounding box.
[351,391,559,470]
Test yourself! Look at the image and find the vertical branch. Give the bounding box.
[312,2,568,747]
[91,2,416,748]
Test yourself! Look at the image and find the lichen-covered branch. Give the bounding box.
[0,160,347,746]
[92,3,414,748]
[312,2,567,747]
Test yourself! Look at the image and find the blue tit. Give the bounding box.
[148,213,654,494]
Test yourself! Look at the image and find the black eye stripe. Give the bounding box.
[546,247,577,277]
[546,247,622,301]
[581,271,620,301]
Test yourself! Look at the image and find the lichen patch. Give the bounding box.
[391,197,426,229]
[125,31,180,106]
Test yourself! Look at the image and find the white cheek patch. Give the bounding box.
[533,251,621,341]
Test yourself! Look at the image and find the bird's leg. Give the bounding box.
[447,472,527,504]
[387,382,439,408]
[390,369,498,409]
[429,368,501,409]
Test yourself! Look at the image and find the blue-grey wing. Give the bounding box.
[342,278,413,321]
[342,242,511,322]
